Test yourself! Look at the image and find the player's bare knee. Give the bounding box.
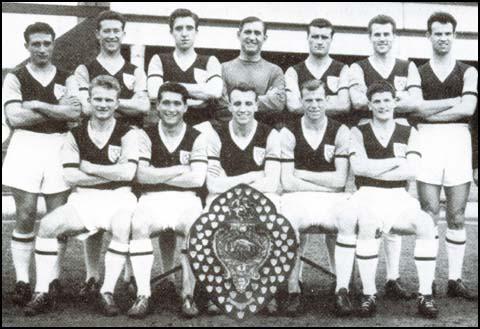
[37,215,62,239]
[15,204,37,232]
[446,210,466,230]
[357,216,377,238]
[336,214,357,236]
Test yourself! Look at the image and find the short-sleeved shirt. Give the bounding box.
[281,117,349,172]
[79,59,146,127]
[418,60,478,124]
[351,122,420,189]
[138,123,208,193]
[208,121,281,176]
[62,120,138,189]
[353,58,411,122]
[3,65,70,133]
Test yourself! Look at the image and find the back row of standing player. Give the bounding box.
[2,8,477,319]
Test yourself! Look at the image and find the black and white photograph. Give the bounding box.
[2,2,478,327]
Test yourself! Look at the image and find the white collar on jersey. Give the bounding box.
[158,121,187,153]
[26,63,57,88]
[229,120,258,151]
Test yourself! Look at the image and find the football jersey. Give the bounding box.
[282,117,347,172]
[139,124,207,193]
[4,65,70,134]
[292,60,347,97]
[355,58,410,122]
[63,120,135,189]
[354,123,417,189]
[83,59,144,127]
[418,61,477,124]
[210,122,275,176]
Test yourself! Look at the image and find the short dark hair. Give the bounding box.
[229,83,258,101]
[89,75,121,98]
[427,12,457,34]
[368,15,397,35]
[239,16,267,34]
[96,10,126,31]
[300,79,326,97]
[169,8,200,31]
[307,18,334,37]
[157,82,189,104]
[366,81,395,101]
[24,22,55,43]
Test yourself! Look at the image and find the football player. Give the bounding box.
[412,12,477,299]
[24,75,138,316]
[205,83,281,312]
[280,79,356,316]
[147,8,223,126]
[348,14,423,299]
[74,10,149,297]
[3,22,81,306]
[127,82,208,319]
[347,81,438,318]
[220,17,285,128]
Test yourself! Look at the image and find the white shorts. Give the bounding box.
[134,191,203,233]
[280,192,351,230]
[417,124,472,186]
[205,192,281,213]
[2,129,70,194]
[68,187,137,233]
[349,187,422,234]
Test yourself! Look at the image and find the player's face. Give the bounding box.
[369,91,395,122]
[229,90,258,126]
[428,22,455,55]
[171,16,197,51]
[89,87,119,121]
[238,21,267,56]
[308,26,333,57]
[25,33,54,67]
[157,91,187,127]
[370,23,395,55]
[96,19,125,54]
[302,87,327,121]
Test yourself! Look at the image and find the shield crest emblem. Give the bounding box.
[326,76,340,94]
[179,150,191,165]
[54,83,66,100]
[188,184,298,321]
[122,73,135,90]
[393,143,407,158]
[253,147,266,166]
[108,145,122,163]
[393,76,407,91]
[324,144,335,163]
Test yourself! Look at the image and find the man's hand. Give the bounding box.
[60,95,81,107]
[22,100,44,111]
[294,169,310,180]
[266,87,286,104]
[208,165,226,177]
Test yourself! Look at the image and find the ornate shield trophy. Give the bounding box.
[187,184,298,321]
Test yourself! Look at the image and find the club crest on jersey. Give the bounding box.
[108,145,122,163]
[324,144,335,163]
[394,76,408,91]
[179,150,191,165]
[122,73,135,90]
[327,76,340,94]
[187,184,297,321]
[393,143,407,158]
[253,147,266,166]
[54,83,66,100]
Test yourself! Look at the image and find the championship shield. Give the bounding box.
[187,184,298,321]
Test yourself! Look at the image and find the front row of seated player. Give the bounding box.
[24,76,439,319]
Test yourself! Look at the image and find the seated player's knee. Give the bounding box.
[447,208,466,230]
[37,213,63,239]
[110,213,133,243]
[131,217,150,240]
[414,212,435,239]
[357,216,379,239]
[336,212,357,236]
